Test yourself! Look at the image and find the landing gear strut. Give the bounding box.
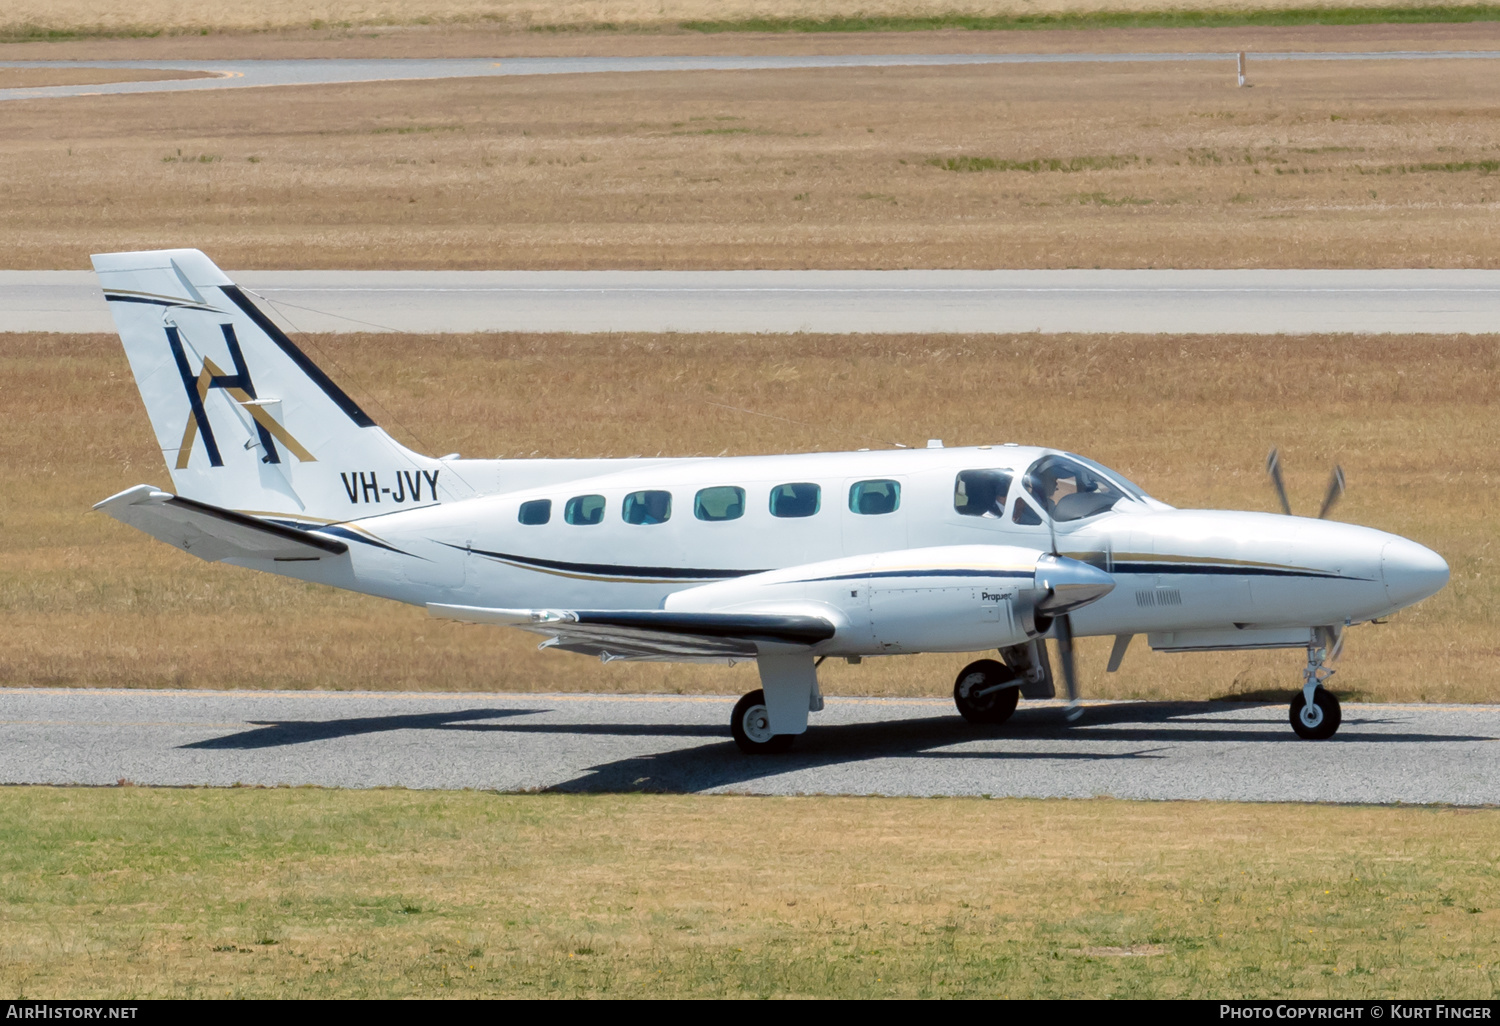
[1289,628,1343,740]
[953,659,1021,725]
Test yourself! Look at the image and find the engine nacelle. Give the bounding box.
[664,544,1114,657]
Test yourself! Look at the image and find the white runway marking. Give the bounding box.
[9,268,1500,334]
[1,50,1499,102]
[2,688,1496,803]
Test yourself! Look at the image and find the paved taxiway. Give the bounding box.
[2,51,1499,102]
[2,689,1496,803]
[9,268,1500,334]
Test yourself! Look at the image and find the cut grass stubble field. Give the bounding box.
[1,330,1492,703]
[7,58,1500,269]
[3,788,1499,998]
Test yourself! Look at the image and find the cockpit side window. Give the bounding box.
[1012,498,1043,525]
[1023,455,1127,522]
[954,469,1013,519]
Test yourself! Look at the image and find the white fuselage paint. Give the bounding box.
[240,443,1447,657]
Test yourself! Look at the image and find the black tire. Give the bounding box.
[730,689,795,755]
[1289,687,1342,740]
[953,659,1021,725]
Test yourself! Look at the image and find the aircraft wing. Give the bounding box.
[93,484,348,563]
[428,604,836,661]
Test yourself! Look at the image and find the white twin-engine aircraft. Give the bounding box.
[92,249,1449,752]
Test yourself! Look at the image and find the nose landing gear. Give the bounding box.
[1289,628,1344,740]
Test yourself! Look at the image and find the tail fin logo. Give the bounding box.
[167,323,315,470]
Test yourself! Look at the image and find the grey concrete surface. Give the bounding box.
[9,268,1500,334]
[2,51,1499,102]
[2,688,1497,803]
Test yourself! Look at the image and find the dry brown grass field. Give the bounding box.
[1,330,1492,703]
[5,59,1500,270]
[4,789,1500,998]
[4,0,1486,38]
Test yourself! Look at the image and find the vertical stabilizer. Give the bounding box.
[93,249,463,523]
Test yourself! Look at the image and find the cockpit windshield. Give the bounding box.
[1064,453,1150,502]
[1023,454,1131,522]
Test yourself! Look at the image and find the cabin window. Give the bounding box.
[564,494,606,526]
[954,469,1013,519]
[694,486,745,522]
[1012,498,1043,525]
[770,482,821,518]
[849,479,901,516]
[622,490,672,525]
[518,499,551,525]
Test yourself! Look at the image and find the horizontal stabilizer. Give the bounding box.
[428,604,835,661]
[93,484,348,563]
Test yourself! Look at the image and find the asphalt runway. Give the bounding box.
[1,50,1499,102]
[8,268,1500,334]
[2,688,1496,803]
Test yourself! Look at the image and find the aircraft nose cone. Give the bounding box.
[1035,554,1116,614]
[1381,537,1449,609]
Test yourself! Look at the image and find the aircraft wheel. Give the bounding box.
[953,659,1021,725]
[731,689,795,755]
[1289,687,1342,740]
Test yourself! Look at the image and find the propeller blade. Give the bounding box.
[1266,447,1292,516]
[1323,625,1346,666]
[1055,613,1083,722]
[1317,465,1346,520]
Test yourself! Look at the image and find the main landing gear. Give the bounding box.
[731,689,795,755]
[1290,628,1344,740]
[953,659,1021,725]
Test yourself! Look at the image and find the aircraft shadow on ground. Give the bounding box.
[177,700,1492,795]
[178,708,545,749]
[541,704,1495,793]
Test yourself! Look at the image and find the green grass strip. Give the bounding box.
[679,6,1500,33]
[0,24,166,43]
[929,154,1139,172]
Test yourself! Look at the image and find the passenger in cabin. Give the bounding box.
[954,469,1012,519]
[623,489,672,525]
[850,480,900,515]
[770,482,821,518]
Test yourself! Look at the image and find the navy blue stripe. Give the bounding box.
[1112,561,1368,581]
[103,293,198,308]
[220,285,377,429]
[164,325,222,468]
[461,545,766,580]
[262,520,407,555]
